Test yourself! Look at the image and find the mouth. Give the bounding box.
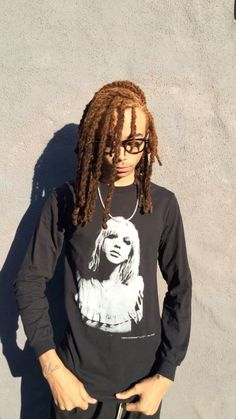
[116,166,130,172]
[110,250,120,257]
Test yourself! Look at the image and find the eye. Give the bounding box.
[107,233,118,239]
[123,237,131,245]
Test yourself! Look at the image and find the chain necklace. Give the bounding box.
[97,182,139,222]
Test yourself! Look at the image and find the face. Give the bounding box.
[100,107,147,185]
[102,229,132,264]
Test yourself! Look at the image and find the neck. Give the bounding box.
[99,173,135,187]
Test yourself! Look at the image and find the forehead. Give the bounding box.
[106,224,132,237]
[113,107,147,137]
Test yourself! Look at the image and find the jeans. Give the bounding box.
[50,398,162,419]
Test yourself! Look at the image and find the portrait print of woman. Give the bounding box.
[75,216,144,333]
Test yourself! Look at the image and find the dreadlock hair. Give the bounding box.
[72,80,162,229]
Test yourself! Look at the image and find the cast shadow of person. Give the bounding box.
[0,123,78,419]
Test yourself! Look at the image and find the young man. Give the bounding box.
[14,80,192,419]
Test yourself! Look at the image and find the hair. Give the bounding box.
[72,80,162,229]
[88,217,140,285]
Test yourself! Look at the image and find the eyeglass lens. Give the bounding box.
[104,139,146,155]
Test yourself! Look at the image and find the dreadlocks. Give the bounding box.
[72,80,162,229]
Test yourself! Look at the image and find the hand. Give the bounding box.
[116,374,173,416]
[46,364,97,411]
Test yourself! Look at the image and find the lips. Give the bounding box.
[116,166,130,171]
[110,250,120,257]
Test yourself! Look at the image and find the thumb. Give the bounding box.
[116,385,139,399]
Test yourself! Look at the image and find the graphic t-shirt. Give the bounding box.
[14,180,192,401]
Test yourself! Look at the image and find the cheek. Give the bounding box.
[102,155,113,166]
[123,244,131,255]
[134,152,144,165]
[102,240,108,252]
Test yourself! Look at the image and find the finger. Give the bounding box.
[77,401,89,411]
[57,398,87,412]
[55,397,66,411]
[63,405,77,412]
[116,385,139,399]
[80,386,97,404]
[125,401,141,412]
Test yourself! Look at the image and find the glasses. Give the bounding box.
[96,136,150,155]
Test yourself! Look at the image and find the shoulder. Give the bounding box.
[45,180,76,231]
[51,179,76,208]
[150,181,174,196]
[150,181,176,205]
[53,179,76,200]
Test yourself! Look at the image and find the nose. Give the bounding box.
[118,145,128,161]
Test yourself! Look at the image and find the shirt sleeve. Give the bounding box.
[13,189,65,358]
[156,192,192,381]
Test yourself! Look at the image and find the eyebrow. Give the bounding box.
[127,133,145,139]
[105,133,146,142]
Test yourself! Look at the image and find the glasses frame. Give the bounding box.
[95,137,150,156]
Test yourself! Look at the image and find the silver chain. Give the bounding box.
[97,183,139,222]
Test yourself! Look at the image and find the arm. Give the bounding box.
[116,193,192,414]
[13,190,64,357]
[156,192,192,380]
[13,189,97,410]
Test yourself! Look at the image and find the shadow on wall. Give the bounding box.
[0,123,77,419]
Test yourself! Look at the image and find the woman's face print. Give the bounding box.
[102,229,132,264]
[75,217,144,333]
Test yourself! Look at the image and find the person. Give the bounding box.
[75,216,144,333]
[14,80,192,419]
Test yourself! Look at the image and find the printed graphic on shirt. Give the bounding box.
[75,216,144,333]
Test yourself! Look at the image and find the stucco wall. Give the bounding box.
[0,1,236,418]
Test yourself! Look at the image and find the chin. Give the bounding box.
[116,174,131,180]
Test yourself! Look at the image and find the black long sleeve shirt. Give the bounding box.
[14,180,192,401]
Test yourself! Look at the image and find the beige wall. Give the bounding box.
[0,1,235,418]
